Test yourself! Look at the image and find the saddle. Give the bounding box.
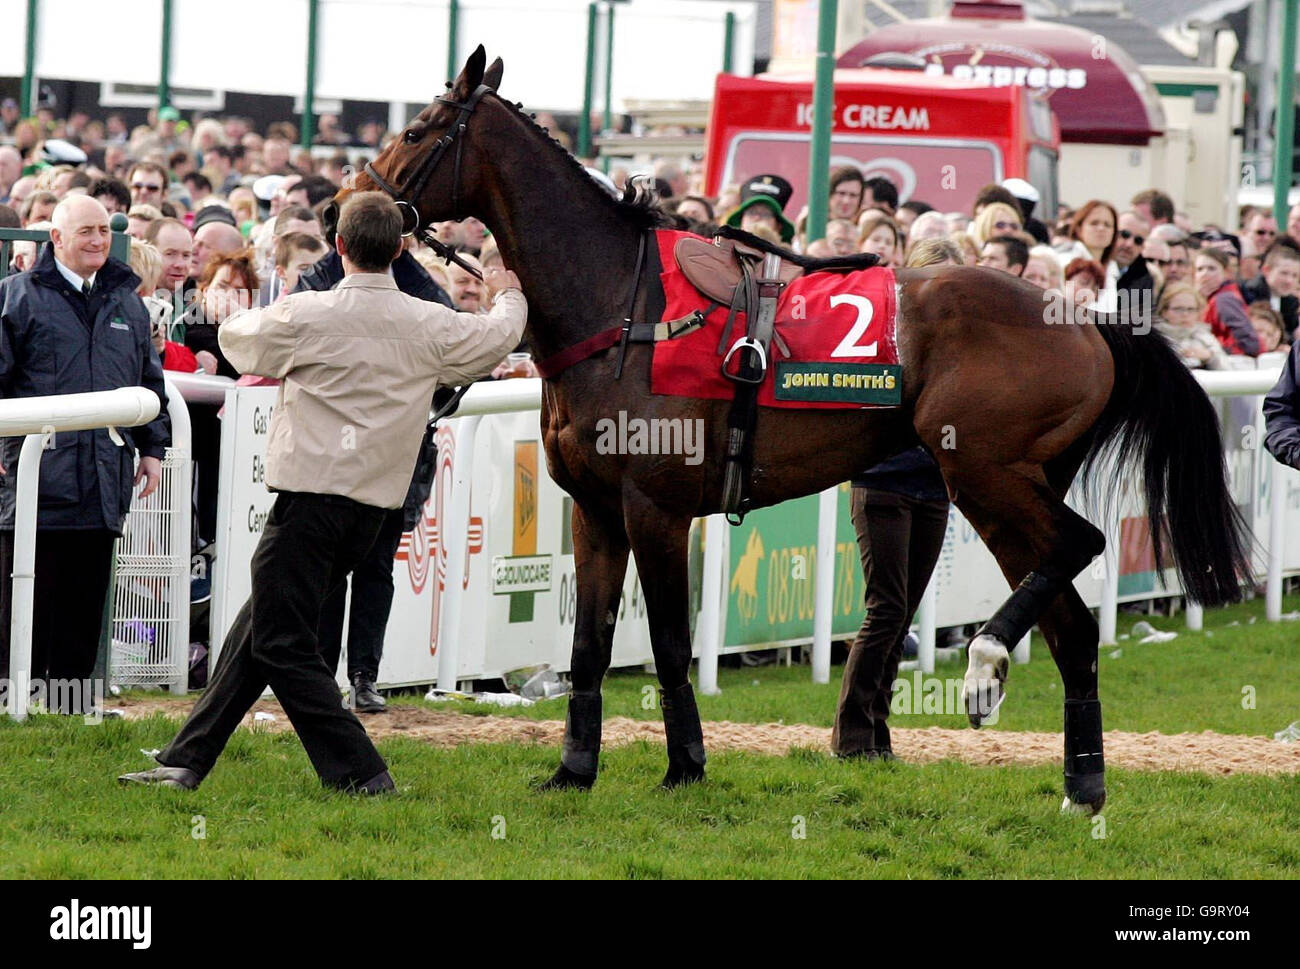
[669,230,883,523]
[675,237,803,306]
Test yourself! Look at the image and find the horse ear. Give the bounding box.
[452,45,487,97]
[482,57,504,92]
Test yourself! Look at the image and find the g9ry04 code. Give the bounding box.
[1199,906,1249,917]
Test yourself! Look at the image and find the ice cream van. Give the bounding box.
[703,67,1061,222]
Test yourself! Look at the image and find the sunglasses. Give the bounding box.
[132,182,163,192]
[1254,229,1276,236]
[1118,229,1145,245]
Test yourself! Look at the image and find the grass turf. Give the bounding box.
[0,595,1297,879]
[406,594,1300,737]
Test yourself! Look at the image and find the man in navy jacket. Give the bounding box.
[0,196,170,708]
[1265,339,1300,468]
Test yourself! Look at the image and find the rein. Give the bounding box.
[364,80,652,376]
[364,83,495,281]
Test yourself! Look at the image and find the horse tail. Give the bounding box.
[1083,317,1251,606]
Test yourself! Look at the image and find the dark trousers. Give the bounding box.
[189,402,221,545]
[159,491,389,788]
[0,529,116,713]
[832,487,948,755]
[316,507,405,682]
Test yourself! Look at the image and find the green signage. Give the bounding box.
[773,362,903,405]
[724,483,867,646]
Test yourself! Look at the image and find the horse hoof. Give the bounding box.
[660,764,706,789]
[535,764,596,792]
[962,635,1009,728]
[1062,772,1106,815]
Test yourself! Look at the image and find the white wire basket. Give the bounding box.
[111,444,191,691]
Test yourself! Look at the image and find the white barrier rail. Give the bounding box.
[435,363,1293,692]
[799,364,1289,684]
[4,387,161,721]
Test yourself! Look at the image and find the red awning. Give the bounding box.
[837,1,1164,145]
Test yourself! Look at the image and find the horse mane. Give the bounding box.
[493,94,671,231]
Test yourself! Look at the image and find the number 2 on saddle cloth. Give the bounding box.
[648,230,903,410]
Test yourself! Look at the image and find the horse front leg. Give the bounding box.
[623,491,704,788]
[538,499,629,791]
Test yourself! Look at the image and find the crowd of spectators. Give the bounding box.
[0,105,525,559]
[4,103,1294,518]
[647,160,1297,371]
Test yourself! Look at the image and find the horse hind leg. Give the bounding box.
[1035,586,1107,813]
[537,500,629,791]
[623,491,705,788]
[947,468,1108,809]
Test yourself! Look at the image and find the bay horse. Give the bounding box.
[343,47,1249,812]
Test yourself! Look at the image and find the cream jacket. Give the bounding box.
[219,273,526,509]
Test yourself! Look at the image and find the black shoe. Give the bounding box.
[351,770,396,795]
[351,675,386,713]
[117,766,201,790]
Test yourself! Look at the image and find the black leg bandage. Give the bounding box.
[977,570,1059,646]
[660,683,706,769]
[1063,698,1105,805]
[560,690,602,777]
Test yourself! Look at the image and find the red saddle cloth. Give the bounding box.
[650,230,901,409]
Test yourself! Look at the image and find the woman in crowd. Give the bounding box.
[832,236,960,761]
[858,210,902,265]
[1063,257,1107,307]
[186,249,259,378]
[949,232,979,265]
[1195,246,1258,356]
[1056,199,1117,273]
[969,202,1022,248]
[1152,282,1245,370]
[1023,245,1064,290]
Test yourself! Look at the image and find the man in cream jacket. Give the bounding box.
[121,192,526,794]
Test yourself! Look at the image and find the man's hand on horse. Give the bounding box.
[483,267,521,299]
[135,455,163,498]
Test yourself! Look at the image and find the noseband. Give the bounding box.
[364,83,494,280]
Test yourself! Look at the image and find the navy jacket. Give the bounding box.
[294,248,454,308]
[0,245,170,532]
[1264,338,1300,468]
[853,446,949,502]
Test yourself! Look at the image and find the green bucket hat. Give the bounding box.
[724,174,796,243]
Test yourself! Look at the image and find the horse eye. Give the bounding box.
[404,128,421,144]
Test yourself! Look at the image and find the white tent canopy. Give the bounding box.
[0,0,756,112]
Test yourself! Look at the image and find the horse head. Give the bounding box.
[333,46,504,233]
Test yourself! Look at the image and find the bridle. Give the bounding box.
[363,82,495,280]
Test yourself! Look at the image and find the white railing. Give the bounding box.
[3,387,161,721]
[435,364,1293,692]
[792,363,1290,681]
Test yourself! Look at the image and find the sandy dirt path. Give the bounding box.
[114,696,1300,776]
